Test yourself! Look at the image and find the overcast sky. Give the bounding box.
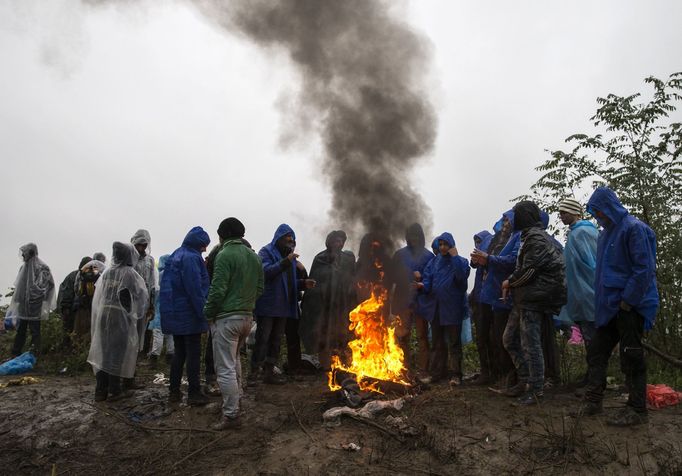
[1,0,680,300]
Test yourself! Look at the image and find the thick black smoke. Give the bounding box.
[195,0,437,246]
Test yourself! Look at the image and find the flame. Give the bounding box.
[328,285,408,393]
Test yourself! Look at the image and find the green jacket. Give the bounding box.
[204,239,264,321]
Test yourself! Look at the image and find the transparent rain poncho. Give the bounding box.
[7,243,56,321]
[87,242,149,378]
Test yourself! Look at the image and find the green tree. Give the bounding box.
[519,72,682,358]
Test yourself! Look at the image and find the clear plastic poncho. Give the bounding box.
[7,243,56,321]
[87,242,149,378]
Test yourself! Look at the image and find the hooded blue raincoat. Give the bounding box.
[160,227,211,335]
[480,210,521,310]
[419,233,470,326]
[255,224,300,319]
[470,230,493,304]
[587,187,659,330]
[149,254,170,330]
[558,220,598,324]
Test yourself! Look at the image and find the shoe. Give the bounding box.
[570,401,603,417]
[168,389,183,403]
[607,407,648,427]
[449,376,462,386]
[94,392,107,402]
[516,391,544,406]
[502,381,527,397]
[203,383,222,397]
[211,415,242,431]
[187,392,210,407]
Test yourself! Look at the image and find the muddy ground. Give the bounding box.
[1,362,681,476]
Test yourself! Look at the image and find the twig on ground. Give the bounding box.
[172,433,227,469]
[347,414,404,442]
[290,400,317,443]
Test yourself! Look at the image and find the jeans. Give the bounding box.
[492,309,515,379]
[585,309,647,412]
[251,316,286,370]
[504,308,545,392]
[212,315,252,418]
[430,315,462,380]
[150,328,175,357]
[415,315,430,374]
[12,319,41,356]
[472,302,493,378]
[170,333,202,395]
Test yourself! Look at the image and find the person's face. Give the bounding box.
[406,233,419,248]
[134,243,148,255]
[474,237,482,248]
[559,210,578,226]
[279,234,295,250]
[438,240,450,256]
[593,209,611,227]
[329,237,344,253]
[502,217,511,233]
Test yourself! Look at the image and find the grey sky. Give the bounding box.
[1,0,681,299]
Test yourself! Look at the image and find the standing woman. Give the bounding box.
[9,243,56,356]
[88,242,148,401]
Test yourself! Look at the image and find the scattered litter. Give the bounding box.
[0,376,41,388]
[647,384,682,409]
[384,414,419,436]
[153,373,187,386]
[0,351,36,376]
[568,325,584,345]
[323,397,405,425]
[342,442,361,451]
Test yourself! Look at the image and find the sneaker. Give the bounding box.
[502,381,527,398]
[168,389,183,403]
[211,415,242,431]
[449,376,462,386]
[187,392,210,407]
[607,407,648,427]
[516,391,544,406]
[570,401,603,417]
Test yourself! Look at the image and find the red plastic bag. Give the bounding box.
[647,384,682,409]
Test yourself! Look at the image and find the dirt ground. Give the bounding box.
[1,363,681,476]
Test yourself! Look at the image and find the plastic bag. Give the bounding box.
[0,351,36,376]
[647,384,682,409]
[461,317,473,345]
[568,325,584,345]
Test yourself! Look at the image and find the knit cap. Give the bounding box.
[558,198,582,216]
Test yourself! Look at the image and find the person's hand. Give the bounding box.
[287,252,299,262]
[471,249,488,265]
[448,247,459,257]
[413,271,422,281]
[303,279,316,289]
[412,282,424,290]
[619,300,632,312]
[501,279,510,300]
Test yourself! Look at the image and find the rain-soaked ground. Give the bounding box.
[1,362,681,475]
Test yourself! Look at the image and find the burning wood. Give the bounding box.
[327,284,410,395]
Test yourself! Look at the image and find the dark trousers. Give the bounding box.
[430,315,462,380]
[12,320,41,356]
[504,308,545,392]
[61,310,75,347]
[585,309,647,412]
[204,329,216,384]
[95,370,122,396]
[541,317,560,382]
[415,316,430,374]
[170,334,202,395]
[492,309,515,379]
[473,302,494,378]
[285,318,302,371]
[251,316,287,370]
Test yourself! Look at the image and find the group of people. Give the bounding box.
[3,186,659,429]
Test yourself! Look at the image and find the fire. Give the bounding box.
[328,284,409,393]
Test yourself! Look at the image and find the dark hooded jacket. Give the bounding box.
[480,210,521,310]
[160,226,211,335]
[508,201,566,314]
[587,187,658,329]
[391,224,435,316]
[255,224,300,318]
[299,230,357,353]
[354,232,396,303]
[57,256,91,314]
[419,232,470,325]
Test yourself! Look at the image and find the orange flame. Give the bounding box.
[328,285,408,393]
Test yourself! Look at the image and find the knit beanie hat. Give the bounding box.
[217,217,246,239]
[558,198,582,216]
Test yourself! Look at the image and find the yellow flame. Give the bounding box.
[328,286,408,393]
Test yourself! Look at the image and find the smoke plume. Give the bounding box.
[195,0,437,245]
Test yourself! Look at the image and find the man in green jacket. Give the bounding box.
[204,217,264,430]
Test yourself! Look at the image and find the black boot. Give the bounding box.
[95,371,109,401]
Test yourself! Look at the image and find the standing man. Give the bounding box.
[501,201,566,405]
[160,226,211,406]
[469,230,492,385]
[57,256,91,348]
[578,187,658,426]
[204,218,264,430]
[557,198,599,383]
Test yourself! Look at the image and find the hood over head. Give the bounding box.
[512,201,543,231]
[474,230,491,244]
[182,226,211,250]
[271,223,296,246]
[430,237,439,255]
[325,230,347,250]
[435,232,456,248]
[587,187,629,226]
[540,210,550,230]
[131,229,151,247]
[502,210,515,230]
[92,252,106,263]
[405,223,426,248]
[111,242,139,268]
[20,243,38,262]
[79,256,92,269]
